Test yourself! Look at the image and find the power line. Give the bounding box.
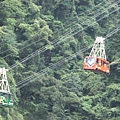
[0,1,105,58]
[9,2,120,70]
[110,58,120,65]
[2,1,119,60]
[15,26,120,89]
[1,1,120,67]
[105,26,120,39]
[16,46,92,89]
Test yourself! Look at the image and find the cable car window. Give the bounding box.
[96,59,98,63]
[104,62,106,67]
[87,57,96,66]
[101,61,104,66]
[106,63,110,68]
[98,59,101,65]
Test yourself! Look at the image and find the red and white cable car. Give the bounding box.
[84,37,110,74]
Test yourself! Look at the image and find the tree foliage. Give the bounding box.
[0,0,119,120]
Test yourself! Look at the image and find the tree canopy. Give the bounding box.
[0,0,120,120]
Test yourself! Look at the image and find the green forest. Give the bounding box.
[0,0,120,119]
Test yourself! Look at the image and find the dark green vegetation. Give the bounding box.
[0,0,120,120]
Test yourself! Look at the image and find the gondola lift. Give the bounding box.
[0,67,13,107]
[84,37,110,74]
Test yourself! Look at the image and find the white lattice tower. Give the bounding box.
[0,67,10,93]
[89,37,106,60]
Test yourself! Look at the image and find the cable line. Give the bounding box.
[0,1,105,58]
[9,2,120,70]
[2,0,119,60]
[16,46,92,89]
[105,26,120,39]
[110,58,120,65]
[1,0,119,61]
[15,26,120,89]
[61,0,118,31]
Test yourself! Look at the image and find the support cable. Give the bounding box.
[9,3,120,70]
[0,1,105,57]
[15,26,120,89]
[1,0,119,61]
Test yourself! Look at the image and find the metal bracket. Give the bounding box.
[89,37,106,60]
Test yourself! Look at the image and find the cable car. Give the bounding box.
[0,67,13,107]
[84,56,110,74]
[0,92,13,107]
[83,37,110,74]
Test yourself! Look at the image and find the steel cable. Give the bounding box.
[9,2,120,70]
[15,26,120,89]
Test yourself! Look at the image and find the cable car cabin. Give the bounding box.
[84,56,110,74]
[0,92,13,107]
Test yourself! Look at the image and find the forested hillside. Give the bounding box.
[0,0,120,120]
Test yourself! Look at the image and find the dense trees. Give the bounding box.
[0,0,119,120]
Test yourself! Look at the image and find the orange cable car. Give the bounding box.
[83,37,110,74]
[84,56,110,74]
